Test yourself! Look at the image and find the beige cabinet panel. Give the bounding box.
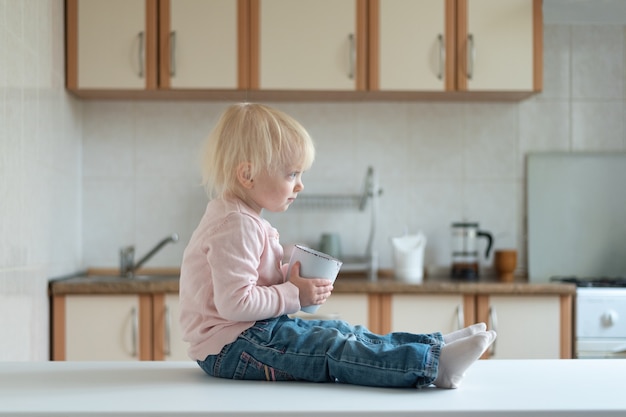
[293,294,370,326]
[479,295,561,359]
[257,0,360,90]
[464,0,534,91]
[76,0,147,89]
[390,294,467,334]
[377,0,447,91]
[167,0,239,89]
[65,295,142,361]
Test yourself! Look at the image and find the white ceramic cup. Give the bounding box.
[287,245,343,314]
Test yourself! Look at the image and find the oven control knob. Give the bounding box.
[601,310,618,327]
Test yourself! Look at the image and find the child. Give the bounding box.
[179,103,496,389]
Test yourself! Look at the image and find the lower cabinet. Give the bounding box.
[382,292,572,359]
[387,294,476,335]
[52,291,572,361]
[291,294,371,327]
[476,294,572,359]
[51,293,188,361]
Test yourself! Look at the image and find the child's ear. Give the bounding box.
[236,162,254,189]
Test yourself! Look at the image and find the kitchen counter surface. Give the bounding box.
[48,270,576,296]
[1,359,623,416]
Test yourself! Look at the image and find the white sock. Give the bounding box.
[433,330,496,389]
[442,323,487,344]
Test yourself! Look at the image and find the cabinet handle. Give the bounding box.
[169,31,176,77]
[137,31,145,78]
[466,33,475,81]
[455,305,464,330]
[488,306,497,357]
[348,33,355,80]
[164,305,171,357]
[437,34,445,80]
[131,307,138,357]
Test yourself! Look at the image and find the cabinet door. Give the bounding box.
[291,294,370,327]
[252,0,367,90]
[63,295,152,361]
[153,294,190,361]
[390,294,475,334]
[458,0,537,91]
[161,0,244,89]
[67,0,158,90]
[477,295,561,359]
[372,0,454,91]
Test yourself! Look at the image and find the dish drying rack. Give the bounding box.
[294,166,382,281]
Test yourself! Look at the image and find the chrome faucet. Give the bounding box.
[120,233,179,277]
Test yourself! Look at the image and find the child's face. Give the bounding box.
[245,166,304,213]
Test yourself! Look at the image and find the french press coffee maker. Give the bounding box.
[451,222,493,280]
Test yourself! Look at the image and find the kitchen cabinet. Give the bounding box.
[66,0,158,90]
[52,294,153,361]
[298,294,370,325]
[387,293,476,334]
[66,0,247,95]
[159,0,245,89]
[250,0,367,91]
[369,0,542,95]
[51,293,187,361]
[476,294,572,359]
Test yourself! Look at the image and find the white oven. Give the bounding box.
[576,288,626,359]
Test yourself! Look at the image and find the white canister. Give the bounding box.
[391,233,427,283]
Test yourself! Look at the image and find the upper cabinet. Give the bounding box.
[457,0,541,92]
[66,0,158,90]
[369,0,542,96]
[250,0,367,91]
[160,0,247,89]
[66,0,542,100]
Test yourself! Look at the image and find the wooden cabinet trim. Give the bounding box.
[152,294,166,361]
[238,0,251,89]
[560,294,573,359]
[65,0,78,90]
[367,0,379,90]
[145,0,158,90]
[51,295,66,361]
[533,0,543,91]
[249,0,259,89]
[138,294,153,360]
[444,0,457,91]
[455,0,468,91]
[158,0,171,89]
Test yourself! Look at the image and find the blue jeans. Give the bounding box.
[197,315,442,388]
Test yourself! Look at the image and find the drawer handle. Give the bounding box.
[131,307,138,357]
[437,34,445,80]
[164,305,171,357]
[169,31,177,77]
[456,305,464,330]
[466,33,475,80]
[348,33,355,80]
[488,306,498,356]
[137,31,145,78]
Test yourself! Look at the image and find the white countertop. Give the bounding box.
[1,359,625,416]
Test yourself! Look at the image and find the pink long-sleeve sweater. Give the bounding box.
[178,196,301,361]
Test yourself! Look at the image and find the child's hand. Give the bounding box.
[288,262,334,308]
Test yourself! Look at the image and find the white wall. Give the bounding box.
[82,24,626,277]
[0,0,82,360]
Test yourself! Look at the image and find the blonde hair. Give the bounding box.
[202,103,315,198]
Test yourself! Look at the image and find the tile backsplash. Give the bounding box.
[1,0,625,361]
